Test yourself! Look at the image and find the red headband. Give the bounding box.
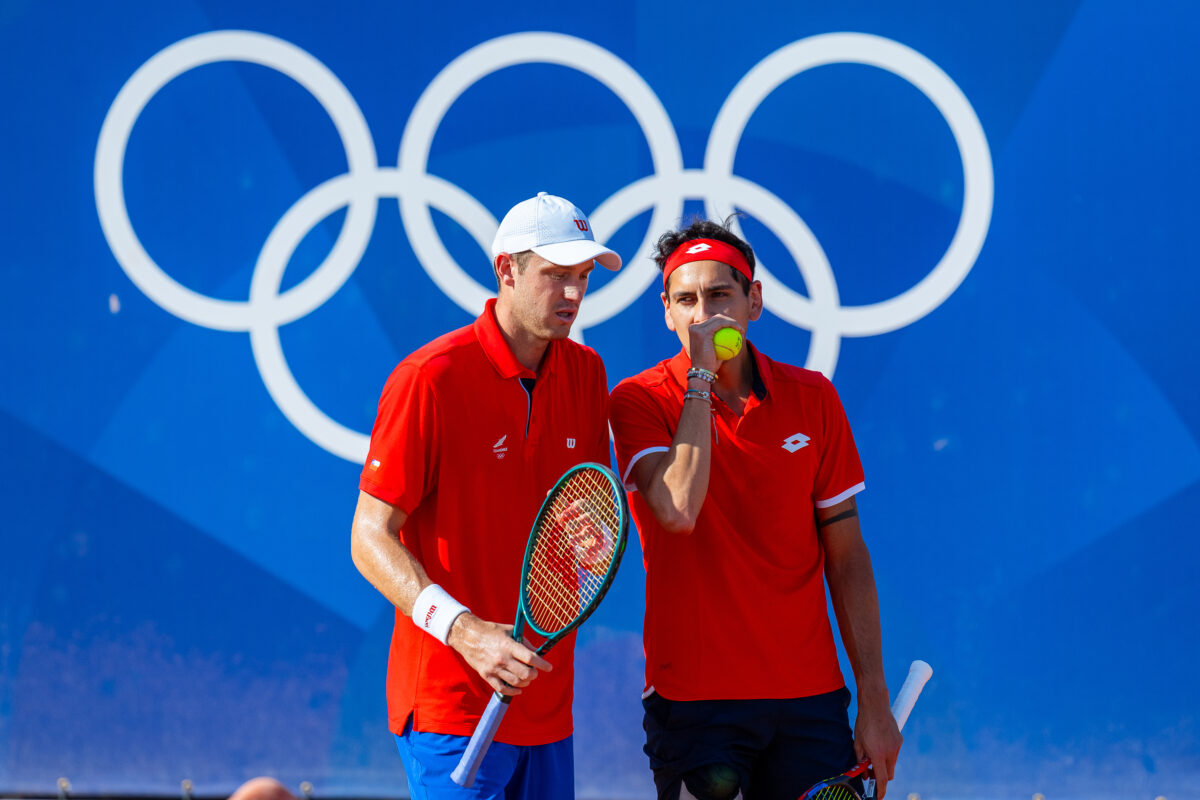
[663,238,752,290]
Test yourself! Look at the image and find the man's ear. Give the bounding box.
[662,291,677,332]
[495,253,516,290]
[748,280,763,322]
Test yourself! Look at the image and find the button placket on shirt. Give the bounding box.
[523,382,540,464]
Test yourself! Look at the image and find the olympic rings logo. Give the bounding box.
[94,30,993,463]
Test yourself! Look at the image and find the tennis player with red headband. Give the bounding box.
[608,217,903,800]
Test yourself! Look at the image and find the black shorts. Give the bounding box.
[642,687,858,800]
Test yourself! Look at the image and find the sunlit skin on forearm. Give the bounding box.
[819,496,903,798]
[350,490,551,696]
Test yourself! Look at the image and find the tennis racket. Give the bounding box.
[450,462,630,787]
[797,660,933,800]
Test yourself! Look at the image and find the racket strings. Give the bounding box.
[807,787,862,800]
[801,776,865,800]
[524,470,621,633]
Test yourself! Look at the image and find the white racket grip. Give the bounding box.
[450,693,510,787]
[890,660,933,730]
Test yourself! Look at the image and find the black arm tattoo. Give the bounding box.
[818,507,859,528]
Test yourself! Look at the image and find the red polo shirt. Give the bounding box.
[360,299,610,745]
[609,345,864,701]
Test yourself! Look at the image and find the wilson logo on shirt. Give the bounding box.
[782,432,810,452]
[493,434,508,459]
[566,437,576,449]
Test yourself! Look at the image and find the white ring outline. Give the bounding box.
[565,170,843,373]
[706,32,993,337]
[95,29,994,463]
[94,30,378,332]
[249,170,495,461]
[396,32,685,328]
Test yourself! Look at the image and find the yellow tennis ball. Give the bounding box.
[713,327,743,360]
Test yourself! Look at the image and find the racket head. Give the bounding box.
[517,462,629,647]
[798,760,869,800]
[798,778,865,800]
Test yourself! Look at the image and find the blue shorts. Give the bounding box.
[642,688,858,800]
[394,716,574,799]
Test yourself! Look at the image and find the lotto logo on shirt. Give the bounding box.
[782,433,810,452]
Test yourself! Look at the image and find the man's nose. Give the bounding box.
[564,283,583,302]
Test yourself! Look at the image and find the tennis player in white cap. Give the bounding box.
[351,193,620,799]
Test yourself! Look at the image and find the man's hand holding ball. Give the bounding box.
[712,327,743,360]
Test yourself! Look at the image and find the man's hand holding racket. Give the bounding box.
[447,615,552,697]
[798,660,932,800]
[450,463,630,787]
[852,686,904,798]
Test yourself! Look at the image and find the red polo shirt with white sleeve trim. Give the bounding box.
[360,299,610,744]
[609,345,864,701]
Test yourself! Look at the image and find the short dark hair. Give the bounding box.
[492,249,534,289]
[652,215,756,295]
[510,250,534,272]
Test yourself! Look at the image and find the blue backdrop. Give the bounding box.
[2,1,1198,798]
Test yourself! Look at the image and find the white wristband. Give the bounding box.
[411,583,469,645]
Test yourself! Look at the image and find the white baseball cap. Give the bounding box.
[491,192,622,270]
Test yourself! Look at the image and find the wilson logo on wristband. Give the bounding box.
[412,584,470,645]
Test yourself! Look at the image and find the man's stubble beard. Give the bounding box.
[514,294,572,341]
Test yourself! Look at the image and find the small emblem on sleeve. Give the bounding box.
[369,459,381,470]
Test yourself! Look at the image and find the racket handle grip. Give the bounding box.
[891,659,933,731]
[450,693,510,787]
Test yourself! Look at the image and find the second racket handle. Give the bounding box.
[890,659,933,730]
[450,693,511,787]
